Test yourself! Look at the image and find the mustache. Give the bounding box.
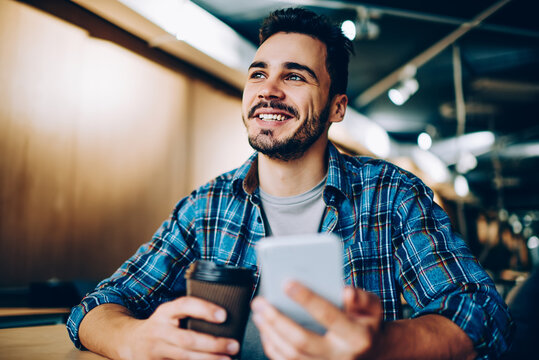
[247,100,298,119]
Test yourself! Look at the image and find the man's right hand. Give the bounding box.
[79,297,240,360]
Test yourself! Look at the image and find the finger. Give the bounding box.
[330,287,383,354]
[258,334,289,360]
[284,281,377,347]
[255,328,277,360]
[157,296,227,324]
[343,288,383,329]
[343,287,356,312]
[344,287,382,317]
[255,316,300,360]
[252,296,325,357]
[284,281,348,331]
[166,328,239,356]
[159,342,234,360]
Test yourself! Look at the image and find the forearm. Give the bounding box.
[79,303,142,360]
[367,314,476,360]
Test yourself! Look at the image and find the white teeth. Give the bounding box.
[258,113,286,121]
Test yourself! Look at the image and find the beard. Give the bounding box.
[243,100,331,161]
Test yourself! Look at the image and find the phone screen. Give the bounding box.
[256,233,344,333]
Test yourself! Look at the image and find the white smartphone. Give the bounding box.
[256,233,344,334]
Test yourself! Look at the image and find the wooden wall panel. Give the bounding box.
[0,1,246,286]
[189,79,252,189]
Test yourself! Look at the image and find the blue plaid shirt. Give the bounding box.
[67,142,513,358]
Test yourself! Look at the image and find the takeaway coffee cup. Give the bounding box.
[185,260,254,347]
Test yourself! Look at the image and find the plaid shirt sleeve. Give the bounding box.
[66,193,201,349]
[392,180,514,359]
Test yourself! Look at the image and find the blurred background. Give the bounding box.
[1,0,538,312]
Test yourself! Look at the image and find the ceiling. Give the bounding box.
[188,0,539,215]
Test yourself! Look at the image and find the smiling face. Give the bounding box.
[242,32,346,161]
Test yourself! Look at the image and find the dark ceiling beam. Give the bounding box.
[353,0,512,108]
[292,0,539,38]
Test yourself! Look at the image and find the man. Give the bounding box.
[67,8,513,360]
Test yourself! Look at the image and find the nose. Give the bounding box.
[257,77,285,100]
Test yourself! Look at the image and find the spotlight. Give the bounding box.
[341,20,356,41]
[341,7,380,41]
[388,78,419,106]
[454,174,469,197]
[417,132,432,150]
[529,236,539,250]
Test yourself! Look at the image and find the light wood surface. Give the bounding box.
[0,308,70,317]
[0,324,105,359]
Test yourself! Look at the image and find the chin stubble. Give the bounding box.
[244,102,330,161]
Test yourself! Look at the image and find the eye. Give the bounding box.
[249,71,266,80]
[286,73,305,81]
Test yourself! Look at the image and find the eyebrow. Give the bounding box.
[284,62,319,83]
[248,61,319,83]
[248,61,266,70]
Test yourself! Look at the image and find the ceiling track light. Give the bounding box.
[341,6,380,41]
[341,20,356,40]
[417,132,432,150]
[388,78,419,106]
[454,174,470,197]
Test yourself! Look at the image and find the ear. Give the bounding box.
[329,94,348,124]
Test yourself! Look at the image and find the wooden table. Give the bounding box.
[0,324,105,359]
[0,308,70,329]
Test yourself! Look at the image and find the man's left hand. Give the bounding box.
[251,282,383,360]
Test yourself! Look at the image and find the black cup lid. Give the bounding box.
[185,260,254,286]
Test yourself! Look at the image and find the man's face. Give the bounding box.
[242,32,339,161]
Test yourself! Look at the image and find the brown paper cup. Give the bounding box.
[185,261,254,349]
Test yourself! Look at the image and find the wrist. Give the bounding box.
[356,315,476,360]
[80,304,140,360]
[114,316,144,360]
[360,320,387,360]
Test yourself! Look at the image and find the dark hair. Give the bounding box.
[259,7,354,98]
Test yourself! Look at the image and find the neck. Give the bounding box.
[257,136,329,197]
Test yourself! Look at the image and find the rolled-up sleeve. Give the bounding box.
[66,195,200,349]
[394,183,514,359]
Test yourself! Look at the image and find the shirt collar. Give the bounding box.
[232,151,259,198]
[231,141,354,201]
[325,141,353,201]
